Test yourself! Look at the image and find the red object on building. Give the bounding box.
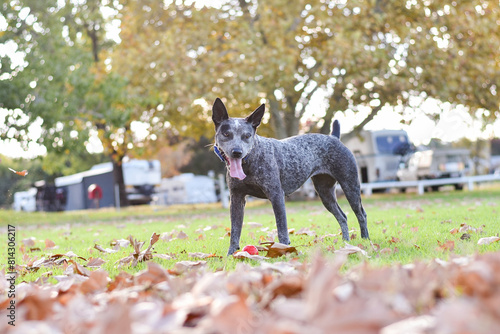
[88,184,103,200]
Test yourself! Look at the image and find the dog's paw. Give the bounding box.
[278,238,291,245]
[227,246,240,256]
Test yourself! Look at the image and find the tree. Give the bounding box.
[0,0,135,206]
[114,0,499,141]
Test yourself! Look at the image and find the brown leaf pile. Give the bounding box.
[2,251,500,333]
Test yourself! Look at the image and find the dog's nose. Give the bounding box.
[231,148,243,158]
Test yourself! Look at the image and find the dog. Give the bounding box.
[212,98,369,255]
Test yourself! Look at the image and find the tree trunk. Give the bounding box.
[112,158,129,207]
[268,96,288,139]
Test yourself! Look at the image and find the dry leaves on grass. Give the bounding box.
[116,233,160,267]
[17,251,88,274]
[3,252,500,333]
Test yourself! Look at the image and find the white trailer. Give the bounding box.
[155,173,217,205]
[397,148,471,191]
[343,129,411,184]
[12,188,37,212]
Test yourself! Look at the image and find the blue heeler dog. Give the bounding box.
[212,98,369,255]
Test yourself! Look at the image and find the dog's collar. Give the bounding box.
[214,145,249,164]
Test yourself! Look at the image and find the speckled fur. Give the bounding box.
[212,98,369,255]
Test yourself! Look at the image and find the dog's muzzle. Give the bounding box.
[214,145,248,180]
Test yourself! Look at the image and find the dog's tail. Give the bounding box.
[331,120,341,139]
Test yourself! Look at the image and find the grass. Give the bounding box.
[1,184,500,283]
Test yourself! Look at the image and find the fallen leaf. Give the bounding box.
[173,260,206,274]
[80,270,109,294]
[459,223,480,233]
[460,233,471,241]
[86,258,106,268]
[380,248,392,254]
[233,251,268,261]
[22,237,36,247]
[437,240,455,252]
[45,239,57,249]
[111,238,131,250]
[153,253,175,260]
[8,167,28,176]
[260,242,298,258]
[177,231,189,239]
[189,252,221,259]
[370,242,381,251]
[477,236,500,245]
[68,259,91,277]
[94,244,118,253]
[295,227,316,236]
[388,236,400,244]
[160,232,173,242]
[334,243,371,257]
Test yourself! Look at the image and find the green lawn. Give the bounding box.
[1,185,499,283]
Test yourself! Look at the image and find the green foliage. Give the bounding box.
[0,0,133,158]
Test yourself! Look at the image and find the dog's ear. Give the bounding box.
[245,103,265,129]
[212,98,229,127]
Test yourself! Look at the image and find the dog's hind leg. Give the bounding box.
[312,175,350,241]
[228,192,246,255]
[340,182,369,239]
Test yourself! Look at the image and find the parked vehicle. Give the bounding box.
[343,129,413,184]
[154,173,217,205]
[397,148,471,191]
[12,188,37,212]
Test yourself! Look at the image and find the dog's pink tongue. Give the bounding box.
[229,158,246,180]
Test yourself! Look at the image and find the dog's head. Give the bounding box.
[212,98,265,180]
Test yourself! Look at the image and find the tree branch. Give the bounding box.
[342,104,383,142]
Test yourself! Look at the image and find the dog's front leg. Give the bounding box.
[228,192,246,255]
[268,192,291,246]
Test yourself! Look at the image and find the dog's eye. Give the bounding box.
[222,131,230,137]
[243,133,251,139]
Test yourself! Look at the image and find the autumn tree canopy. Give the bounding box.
[1,0,499,167]
[113,0,499,140]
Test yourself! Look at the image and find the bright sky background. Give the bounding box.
[1,2,499,159]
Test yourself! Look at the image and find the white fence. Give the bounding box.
[361,174,500,196]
